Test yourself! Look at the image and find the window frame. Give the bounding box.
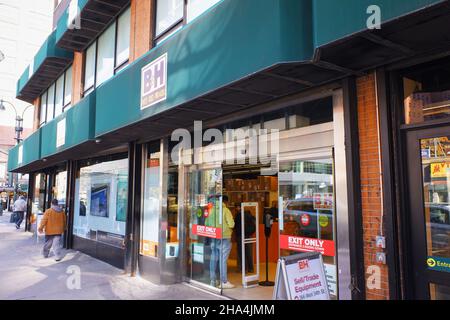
[82,6,131,97]
[39,64,73,127]
[153,0,186,45]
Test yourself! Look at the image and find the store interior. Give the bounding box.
[222,163,279,300]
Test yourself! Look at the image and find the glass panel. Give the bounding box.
[73,158,128,249]
[31,173,46,233]
[430,283,450,300]
[421,137,450,268]
[46,83,55,123]
[167,165,179,259]
[140,143,161,259]
[96,22,116,87]
[187,0,221,23]
[116,7,131,68]
[402,59,450,124]
[64,66,72,107]
[84,43,96,92]
[186,165,224,289]
[289,97,334,129]
[40,91,47,126]
[279,158,337,299]
[52,171,67,211]
[55,74,64,117]
[155,0,184,37]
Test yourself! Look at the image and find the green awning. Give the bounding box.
[16,30,73,103]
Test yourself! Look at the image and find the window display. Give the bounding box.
[73,157,128,248]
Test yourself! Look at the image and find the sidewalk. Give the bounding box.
[0,212,222,300]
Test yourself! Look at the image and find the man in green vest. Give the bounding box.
[207,195,235,289]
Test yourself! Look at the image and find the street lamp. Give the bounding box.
[0,99,34,144]
[0,100,34,204]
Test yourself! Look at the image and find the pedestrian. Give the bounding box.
[206,195,235,289]
[13,195,27,229]
[38,199,66,261]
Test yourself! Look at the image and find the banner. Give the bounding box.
[192,224,222,239]
[280,235,335,257]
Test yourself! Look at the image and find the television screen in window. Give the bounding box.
[90,185,109,218]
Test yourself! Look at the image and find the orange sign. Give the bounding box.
[431,162,450,178]
[140,240,158,257]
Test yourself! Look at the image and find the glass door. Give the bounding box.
[184,162,224,290]
[406,128,450,299]
[278,155,338,299]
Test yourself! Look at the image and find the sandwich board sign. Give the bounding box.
[273,252,330,300]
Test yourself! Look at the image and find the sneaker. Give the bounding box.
[15,225,20,229]
[221,281,235,289]
[210,280,218,287]
[55,258,62,262]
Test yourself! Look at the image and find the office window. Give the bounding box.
[155,0,184,38]
[39,91,47,127]
[84,43,96,93]
[55,74,64,118]
[96,22,115,87]
[46,84,55,123]
[187,0,221,23]
[116,7,131,69]
[83,6,131,95]
[64,66,72,108]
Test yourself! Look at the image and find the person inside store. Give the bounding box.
[266,201,279,222]
[206,195,235,289]
[235,208,256,274]
[38,199,66,262]
[13,195,27,230]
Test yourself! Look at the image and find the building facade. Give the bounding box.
[7,0,450,300]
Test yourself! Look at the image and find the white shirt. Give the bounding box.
[13,198,27,212]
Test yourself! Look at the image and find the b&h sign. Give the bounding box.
[141,53,168,110]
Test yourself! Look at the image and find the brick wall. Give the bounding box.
[357,73,390,300]
[130,0,154,62]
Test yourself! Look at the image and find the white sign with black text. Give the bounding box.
[273,252,330,300]
[56,118,66,148]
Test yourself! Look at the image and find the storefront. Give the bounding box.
[9,0,450,300]
[129,87,354,300]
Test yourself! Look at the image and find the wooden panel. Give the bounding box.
[33,97,40,131]
[130,0,153,62]
[72,52,84,105]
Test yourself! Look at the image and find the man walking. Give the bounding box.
[14,195,27,229]
[38,199,66,261]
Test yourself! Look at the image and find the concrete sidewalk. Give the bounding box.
[0,212,222,300]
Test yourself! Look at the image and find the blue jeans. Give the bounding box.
[210,238,232,283]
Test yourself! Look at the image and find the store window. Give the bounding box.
[187,0,221,23]
[116,7,131,70]
[55,75,64,118]
[83,7,131,96]
[32,173,47,218]
[402,58,450,124]
[64,66,72,109]
[155,0,222,44]
[39,91,47,127]
[140,142,162,258]
[39,66,73,127]
[46,83,55,123]
[73,156,128,249]
[155,0,184,39]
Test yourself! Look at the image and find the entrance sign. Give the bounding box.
[192,224,222,239]
[280,234,335,257]
[56,118,66,148]
[141,53,168,110]
[273,252,330,300]
[427,256,450,273]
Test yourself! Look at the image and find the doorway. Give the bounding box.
[406,127,450,299]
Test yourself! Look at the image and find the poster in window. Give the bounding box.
[90,184,109,217]
[116,177,128,222]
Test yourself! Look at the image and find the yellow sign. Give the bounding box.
[427,257,436,268]
[319,215,329,228]
[430,162,450,178]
